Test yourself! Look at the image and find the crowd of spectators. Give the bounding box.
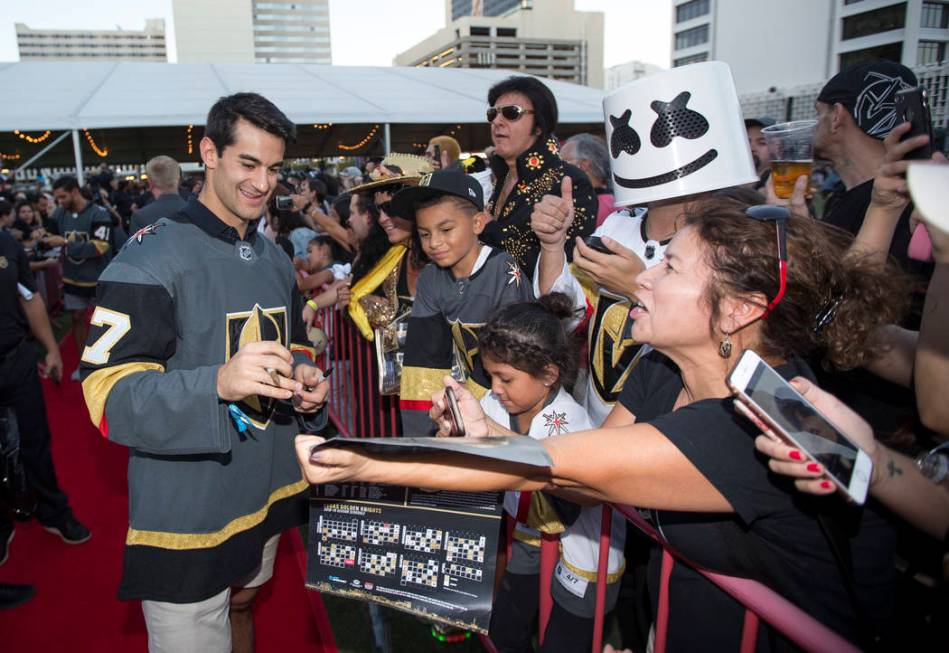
[1,61,947,653]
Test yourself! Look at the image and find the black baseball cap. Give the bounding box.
[817,61,917,139]
[744,116,776,129]
[389,170,484,220]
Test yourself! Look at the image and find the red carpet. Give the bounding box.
[0,336,337,652]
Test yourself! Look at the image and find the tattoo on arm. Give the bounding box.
[886,458,903,479]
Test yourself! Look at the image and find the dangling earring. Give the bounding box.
[718,333,733,359]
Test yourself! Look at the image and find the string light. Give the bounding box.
[447,124,463,137]
[186,124,194,155]
[82,129,109,157]
[338,124,380,152]
[0,151,21,160]
[313,123,333,130]
[14,130,52,144]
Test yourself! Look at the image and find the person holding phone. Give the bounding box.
[751,377,949,541]
[298,196,908,649]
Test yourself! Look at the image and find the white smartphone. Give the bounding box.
[727,349,872,505]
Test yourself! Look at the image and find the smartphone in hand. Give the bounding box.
[445,387,465,437]
[727,349,872,504]
[583,235,612,255]
[895,86,934,161]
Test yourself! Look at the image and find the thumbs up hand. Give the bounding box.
[531,175,576,250]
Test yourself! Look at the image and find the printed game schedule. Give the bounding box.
[306,483,504,633]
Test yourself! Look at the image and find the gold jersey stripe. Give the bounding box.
[126,479,309,550]
[81,361,166,426]
[561,556,626,584]
[401,365,451,401]
[291,343,317,361]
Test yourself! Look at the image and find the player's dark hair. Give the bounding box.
[205,92,297,155]
[478,293,578,391]
[53,176,80,192]
[488,76,558,138]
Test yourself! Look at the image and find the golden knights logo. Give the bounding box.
[590,294,645,403]
[225,304,288,429]
[450,321,489,390]
[64,231,89,265]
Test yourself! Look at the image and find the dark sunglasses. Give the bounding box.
[486,104,535,123]
[744,205,789,318]
[376,200,393,215]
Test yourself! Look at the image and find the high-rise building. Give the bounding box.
[173,0,332,64]
[16,19,167,62]
[449,0,528,22]
[670,0,948,93]
[395,0,604,88]
[605,61,663,91]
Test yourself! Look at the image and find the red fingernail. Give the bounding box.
[807,463,821,473]
[820,481,832,490]
[789,450,803,461]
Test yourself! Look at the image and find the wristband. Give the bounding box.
[306,299,319,311]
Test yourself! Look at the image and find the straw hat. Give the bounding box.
[350,153,434,193]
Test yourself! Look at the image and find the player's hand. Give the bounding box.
[429,376,489,438]
[296,435,374,485]
[292,364,330,413]
[216,340,298,402]
[750,377,881,495]
[531,176,574,249]
[573,235,644,299]
[43,348,63,384]
[765,173,812,219]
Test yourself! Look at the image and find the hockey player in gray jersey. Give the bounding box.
[46,175,114,380]
[79,93,329,652]
[390,171,534,436]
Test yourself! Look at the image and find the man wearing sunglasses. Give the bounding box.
[480,76,597,279]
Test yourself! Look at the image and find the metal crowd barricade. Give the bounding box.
[314,306,400,438]
[312,307,859,652]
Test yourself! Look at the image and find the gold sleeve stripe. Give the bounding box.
[526,492,566,535]
[400,365,451,401]
[81,361,165,427]
[62,277,98,288]
[126,479,309,550]
[91,239,111,255]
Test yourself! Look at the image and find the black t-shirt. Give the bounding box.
[618,351,896,650]
[0,230,37,355]
[820,179,932,440]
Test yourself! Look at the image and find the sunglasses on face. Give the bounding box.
[486,104,535,123]
[376,200,393,215]
[744,205,790,317]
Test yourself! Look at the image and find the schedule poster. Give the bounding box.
[305,483,504,633]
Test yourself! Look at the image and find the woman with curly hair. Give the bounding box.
[297,195,907,649]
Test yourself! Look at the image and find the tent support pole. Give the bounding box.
[384,123,391,154]
[71,129,85,185]
[13,130,72,176]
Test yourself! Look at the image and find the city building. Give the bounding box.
[173,0,332,64]
[670,0,948,93]
[605,60,663,91]
[395,0,604,88]
[449,0,529,21]
[16,19,167,62]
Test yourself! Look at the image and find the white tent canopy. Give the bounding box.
[0,61,605,131]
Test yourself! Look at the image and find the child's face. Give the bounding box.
[307,242,328,270]
[483,354,555,418]
[415,199,485,271]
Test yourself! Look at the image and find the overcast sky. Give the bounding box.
[0,0,671,69]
